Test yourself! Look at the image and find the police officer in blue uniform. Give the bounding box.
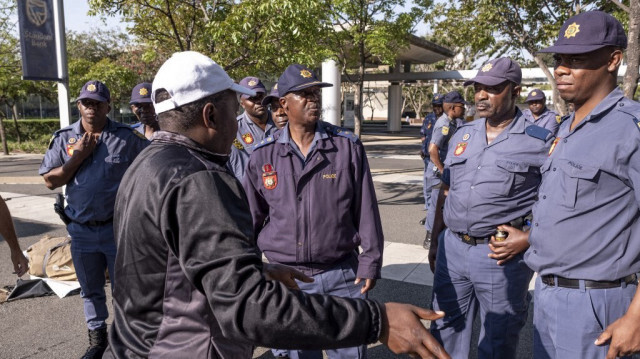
[227,76,277,180]
[521,11,640,359]
[522,89,561,135]
[428,58,553,358]
[423,91,466,249]
[262,83,288,130]
[420,94,443,224]
[39,80,148,359]
[242,64,385,359]
[129,82,159,139]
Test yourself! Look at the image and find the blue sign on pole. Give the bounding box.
[17,0,60,81]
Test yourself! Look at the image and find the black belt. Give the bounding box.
[541,274,638,289]
[453,232,491,246]
[76,218,113,227]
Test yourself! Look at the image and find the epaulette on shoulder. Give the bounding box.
[525,124,552,141]
[325,124,358,143]
[117,123,147,140]
[48,126,72,149]
[615,102,640,133]
[130,122,142,128]
[253,134,277,150]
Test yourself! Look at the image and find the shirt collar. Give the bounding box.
[277,120,329,145]
[151,131,230,163]
[72,117,116,135]
[583,87,624,122]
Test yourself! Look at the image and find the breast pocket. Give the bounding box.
[104,155,131,181]
[447,157,467,191]
[496,160,541,196]
[557,160,599,208]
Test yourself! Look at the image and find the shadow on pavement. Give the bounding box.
[376,182,423,206]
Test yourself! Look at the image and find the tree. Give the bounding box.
[327,0,429,135]
[612,0,640,99]
[426,1,639,112]
[403,82,432,120]
[0,1,55,152]
[89,0,333,79]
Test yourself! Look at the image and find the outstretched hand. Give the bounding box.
[380,302,450,359]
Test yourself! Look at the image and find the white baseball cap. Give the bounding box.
[152,51,256,114]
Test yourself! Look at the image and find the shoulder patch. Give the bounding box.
[252,135,277,150]
[48,134,57,149]
[326,124,358,142]
[525,125,552,141]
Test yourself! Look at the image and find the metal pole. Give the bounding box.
[321,59,341,126]
[53,0,70,128]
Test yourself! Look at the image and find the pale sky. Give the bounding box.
[63,1,126,33]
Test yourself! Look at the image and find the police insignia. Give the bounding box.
[462,133,470,141]
[300,69,312,78]
[139,88,149,96]
[248,80,257,87]
[549,137,560,156]
[274,84,278,89]
[68,137,77,144]
[66,144,74,157]
[531,91,537,96]
[564,22,580,38]
[454,142,467,156]
[481,63,493,72]
[442,126,449,135]
[427,123,432,130]
[233,138,244,150]
[262,163,277,190]
[556,115,562,124]
[242,133,254,144]
[87,84,97,92]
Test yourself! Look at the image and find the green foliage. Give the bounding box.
[1,119,59,153]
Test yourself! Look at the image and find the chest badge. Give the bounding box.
[462,133,470,141]
[66,144,74,157]
[242,133,254,144]
[555,115,562,124]
[262,163,277,190]
[442,126,449,135]
[548,137,560,156]
[68,137,77,144]
[233,138,244,150]
[454,142,467,156]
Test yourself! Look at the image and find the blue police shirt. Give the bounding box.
[430,114,463,161]
[443,109,553,236]
[420,113,437,154]
[525,88,640,281]
[522,107,562,135]
[242,121,384,279]
[39,118,149,224]
[227,111,277,179]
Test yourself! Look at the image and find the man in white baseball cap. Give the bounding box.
[104,51,450,359]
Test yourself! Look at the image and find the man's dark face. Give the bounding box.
[130,102,157,126]
[281,86,322,127]
[240,92,266,119]
[474,81,519,120]
[269,98,288,129]
[528,100,546,116]
[77,98,110,125]
[433,104,444,117]
[552,47,618,107]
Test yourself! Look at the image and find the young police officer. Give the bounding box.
[129,82,159,139]
[521,11,640,358]
[522,88,561,135]
[242,64,384,359]
[420,93,443,222]
[429,58,553,358]
[40,80,148,358]
[227,77,277,180]
[106,52,450,359]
